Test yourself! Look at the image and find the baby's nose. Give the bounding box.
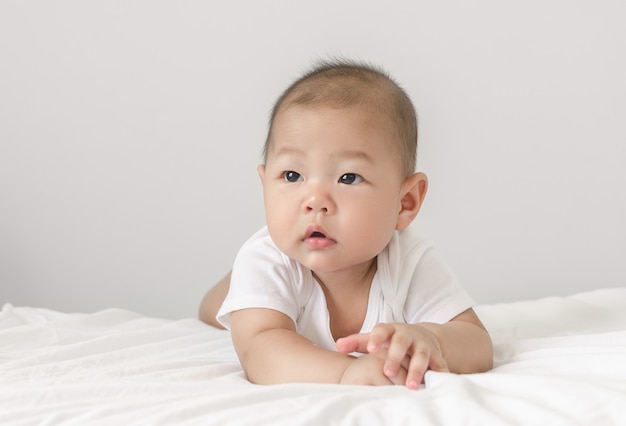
[304,187,335,214]
[306,203,328,213]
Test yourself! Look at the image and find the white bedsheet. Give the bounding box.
[1,288,625,425]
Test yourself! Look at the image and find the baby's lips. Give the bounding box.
[304,224,330,240]
[304,236,336,249]
[303,224,336,248]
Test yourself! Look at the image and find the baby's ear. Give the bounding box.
[257,164,266,182]
[396,172,428,231]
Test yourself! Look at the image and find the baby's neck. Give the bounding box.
[312,258,377,292]
[314,258,377,340]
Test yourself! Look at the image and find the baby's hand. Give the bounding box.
[340,348,409,386]
[336,323,449,390]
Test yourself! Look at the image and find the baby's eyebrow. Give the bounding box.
[273,146,304,158]
[334,149,375,164]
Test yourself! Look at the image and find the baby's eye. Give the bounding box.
[339,173,364,185]
[283,171,303,183]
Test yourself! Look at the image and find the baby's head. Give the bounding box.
[264,60,418,178]
[258,60,427,275]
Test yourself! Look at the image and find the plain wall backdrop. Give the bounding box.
[1,1,625,319]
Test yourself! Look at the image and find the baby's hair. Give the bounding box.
[264,59,418,177]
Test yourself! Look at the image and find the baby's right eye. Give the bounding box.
[283,171,303,183]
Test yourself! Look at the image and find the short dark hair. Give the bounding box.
[264,59,418,177]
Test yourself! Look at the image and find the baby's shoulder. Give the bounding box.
[237,226,283,258]
[391,228,436,262]
[235,226,308,280]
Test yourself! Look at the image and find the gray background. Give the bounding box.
[1,0,624,318]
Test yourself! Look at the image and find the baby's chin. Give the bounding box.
[306,257,379,279]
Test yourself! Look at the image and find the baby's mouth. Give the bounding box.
[304,226,336,249]
[305,225,328,239]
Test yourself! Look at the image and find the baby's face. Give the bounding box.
[259,105,408,277]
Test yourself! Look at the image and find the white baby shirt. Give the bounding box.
[217,226,475,351]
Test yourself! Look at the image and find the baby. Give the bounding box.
[200,60,493,389]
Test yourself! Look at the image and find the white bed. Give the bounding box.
[1,288,625,425]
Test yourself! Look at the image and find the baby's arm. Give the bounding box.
[230,307,407,386]
[198,272,231,328]
[336,308,493,389]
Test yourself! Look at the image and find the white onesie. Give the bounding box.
[217,227,475,351]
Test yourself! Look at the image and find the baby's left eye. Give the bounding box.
[339,173,364,185]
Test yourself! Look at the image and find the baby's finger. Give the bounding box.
[382,332,413,379]
[378,349,410,386]
[336,333,370,354]
[386,361,408,386]
[367,323,396,353]
[405,347,431,390]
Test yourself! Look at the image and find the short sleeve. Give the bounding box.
[373,230,476,325]
[216,228,311,329]
[403,245,476,324]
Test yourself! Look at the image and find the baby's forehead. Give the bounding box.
[268,105,404,162]
[272,104,397,139]
[275,102,395,129]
